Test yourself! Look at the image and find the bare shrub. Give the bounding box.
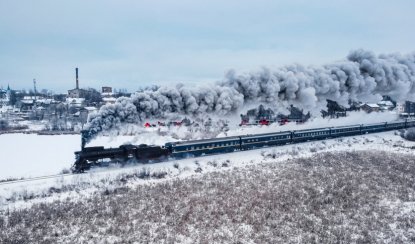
[403,128,415,141]
[207,160,218,167]
[59,168,71,174]
[173,162,180,169]
[0,119,9,130]
[221,160,230,167]
[2,151,415,243]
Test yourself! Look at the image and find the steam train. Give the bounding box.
[72,119,415,173]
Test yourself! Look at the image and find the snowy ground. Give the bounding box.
[0,111,400,180]
[1,111,414,212]
[0,133,80,179]
[1,129,415,212]
[2,150,415,243]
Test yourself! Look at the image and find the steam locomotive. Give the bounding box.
[72,119,415,173]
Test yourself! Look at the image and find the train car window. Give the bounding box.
[191,146,194,150]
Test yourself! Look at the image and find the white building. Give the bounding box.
[65,97,86,107]
[0,85,11,106]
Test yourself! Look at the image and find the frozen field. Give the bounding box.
[0,111,399,181]
[1,129,415,212]
[0,133,80,180]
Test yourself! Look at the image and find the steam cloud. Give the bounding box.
[83,49,415,145]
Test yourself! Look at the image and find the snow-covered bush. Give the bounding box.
[403,128,415,141]
[2,151,415,243]
[0,119,9,130]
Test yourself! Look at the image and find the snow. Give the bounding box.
[0,111,405,180]
[1,111,414,211]
[364,103,380,108]
[1,130,415,212]
[0,133,80,179]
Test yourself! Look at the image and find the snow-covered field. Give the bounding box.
[0,111,399,180]
[1,111,414,212]
[1,129,414,211]
[2,150,415,243]
[1,117,415,242]
[0,133,80,179]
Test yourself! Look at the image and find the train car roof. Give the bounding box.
[241,131,291,139]
[388,120,407,123]
[332,124,361,129]
[364,122,387,126]
[294,127,330,133]
[167,136,241,146]
[168,130,292,146]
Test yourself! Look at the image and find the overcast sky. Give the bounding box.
[0,0,414,93]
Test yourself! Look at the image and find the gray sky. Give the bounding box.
[0,0,414,93]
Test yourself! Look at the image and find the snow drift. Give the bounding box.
[83,50,415,144]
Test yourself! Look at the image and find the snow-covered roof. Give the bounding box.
[23,96,43,100]
[378,101,393,106]
[364,103,380,108]
[36,98,55,104]
[101,92,114,96]
[66,98,85,103]
[103,97,117,103]
[84,106,97,111]
[21,100,34,104]
[103,97,116,101]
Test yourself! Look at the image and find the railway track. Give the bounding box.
[3,121,414,185]
[0,173,72,186]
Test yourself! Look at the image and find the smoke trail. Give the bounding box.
[83,49,415,145]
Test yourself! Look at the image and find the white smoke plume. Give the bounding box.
[83,49,415,145]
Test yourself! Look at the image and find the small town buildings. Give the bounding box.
[377,100,394,111]
[361,103,380,113]
[0,85,11,106]
[65,97,85,108]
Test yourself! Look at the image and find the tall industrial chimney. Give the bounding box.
[76,67,79,89]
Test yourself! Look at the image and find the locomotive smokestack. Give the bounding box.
[76,67,79,89]
[81,130,87,149]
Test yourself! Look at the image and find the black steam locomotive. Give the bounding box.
[73,144,169,173]
[72,119,415,173]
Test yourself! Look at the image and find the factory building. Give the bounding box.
[68,68,87,98]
